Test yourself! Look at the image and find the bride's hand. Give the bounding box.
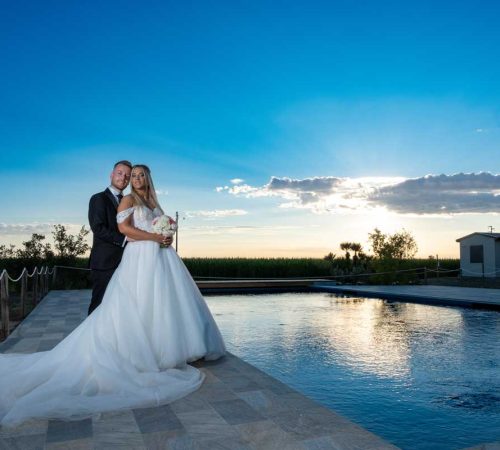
[152,233,173,247]
[152,233,166,244]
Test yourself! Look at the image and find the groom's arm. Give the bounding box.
[88,194,125,246]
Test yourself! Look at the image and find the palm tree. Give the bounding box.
[350,243,362,259]
[340,242,351,260]
[323,252,336,262]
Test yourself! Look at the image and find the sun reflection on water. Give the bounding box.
[205,292,498,450]
[208,292,466,381]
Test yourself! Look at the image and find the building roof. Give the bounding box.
[456,232,500,242]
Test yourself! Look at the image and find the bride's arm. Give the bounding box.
[117,196,166,244]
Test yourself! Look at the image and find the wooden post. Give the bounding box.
[45,267,49,294]
[43,267,49,296]
[33,268,39,305]
[52,266,57,287]
[1,274,10,338]
[39,268,43,298]
[38,268,42,301]
[43,268,47,295]
[175,211,179,252]
[45,267,50,295]
[20,269,27,318]
[41,269,45,297]
[38,270,42,300]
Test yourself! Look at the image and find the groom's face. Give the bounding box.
[110,164,131,191]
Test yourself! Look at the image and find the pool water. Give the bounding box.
[205,292,500,450]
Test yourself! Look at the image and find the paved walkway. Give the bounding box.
[313,283,500,309]
[0,290,398,450]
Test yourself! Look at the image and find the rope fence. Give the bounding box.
[49,265,461,282]
[461,267,500,276]
[49,265,464,281]
[0,266,53,339]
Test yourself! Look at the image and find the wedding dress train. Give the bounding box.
[0,205,226,426]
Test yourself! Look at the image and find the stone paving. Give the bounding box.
[0,290,399,450]
[313,283,500,309]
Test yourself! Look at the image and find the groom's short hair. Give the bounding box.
[114,160,132,170]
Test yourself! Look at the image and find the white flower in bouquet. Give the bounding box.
[152,215,177,247]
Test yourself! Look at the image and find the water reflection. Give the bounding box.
[211,293,466,380]
[320,297,413,378]
[205,292,500,450]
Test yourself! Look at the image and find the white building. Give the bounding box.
[456,233,500,278]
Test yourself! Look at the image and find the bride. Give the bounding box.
[0,164,226,427]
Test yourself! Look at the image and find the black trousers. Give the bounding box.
[88,268,116,315]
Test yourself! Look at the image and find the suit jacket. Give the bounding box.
[88,188,126,271]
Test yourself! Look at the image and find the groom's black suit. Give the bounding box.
[88,188,126,315]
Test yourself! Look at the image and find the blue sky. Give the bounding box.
[1,0,499,257]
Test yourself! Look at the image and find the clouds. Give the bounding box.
[217,173,500,215]
[369,172,500,214]
[185,224,302,236]
[0,223,86,236]
[0,223,56,235]
[216,176,400,213]
[218,176,345,203]
[475,127,500,133]
[185,209,248,219]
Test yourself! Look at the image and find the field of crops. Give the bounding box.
[1,256,461,290]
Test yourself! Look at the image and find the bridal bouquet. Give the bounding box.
[152,215,177,247]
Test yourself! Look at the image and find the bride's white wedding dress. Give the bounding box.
[0,205,226,427]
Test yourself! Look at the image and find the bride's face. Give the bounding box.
[131,169,147,191]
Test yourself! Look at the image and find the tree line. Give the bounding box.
[324,228,418,263]
[1,225,417,266]
[0,225,90,260]
[322,228,422,283]
[1,225,456,286]
[0,226,91,289]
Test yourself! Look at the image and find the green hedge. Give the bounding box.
[183,257,338,278]
[1,256,460,288]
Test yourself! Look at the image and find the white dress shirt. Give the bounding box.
[108,185,123,206]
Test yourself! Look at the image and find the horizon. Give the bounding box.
[0,213,487,260]
[2,1,499,259]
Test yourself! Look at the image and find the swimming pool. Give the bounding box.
[205,292,500,450]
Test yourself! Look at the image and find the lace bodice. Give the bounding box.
[116,206,162,232]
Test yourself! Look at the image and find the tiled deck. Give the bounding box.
[0,290,399,450]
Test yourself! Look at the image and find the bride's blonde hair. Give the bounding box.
[130,164,164,214]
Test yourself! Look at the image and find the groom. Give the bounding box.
[87,160,132,315]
